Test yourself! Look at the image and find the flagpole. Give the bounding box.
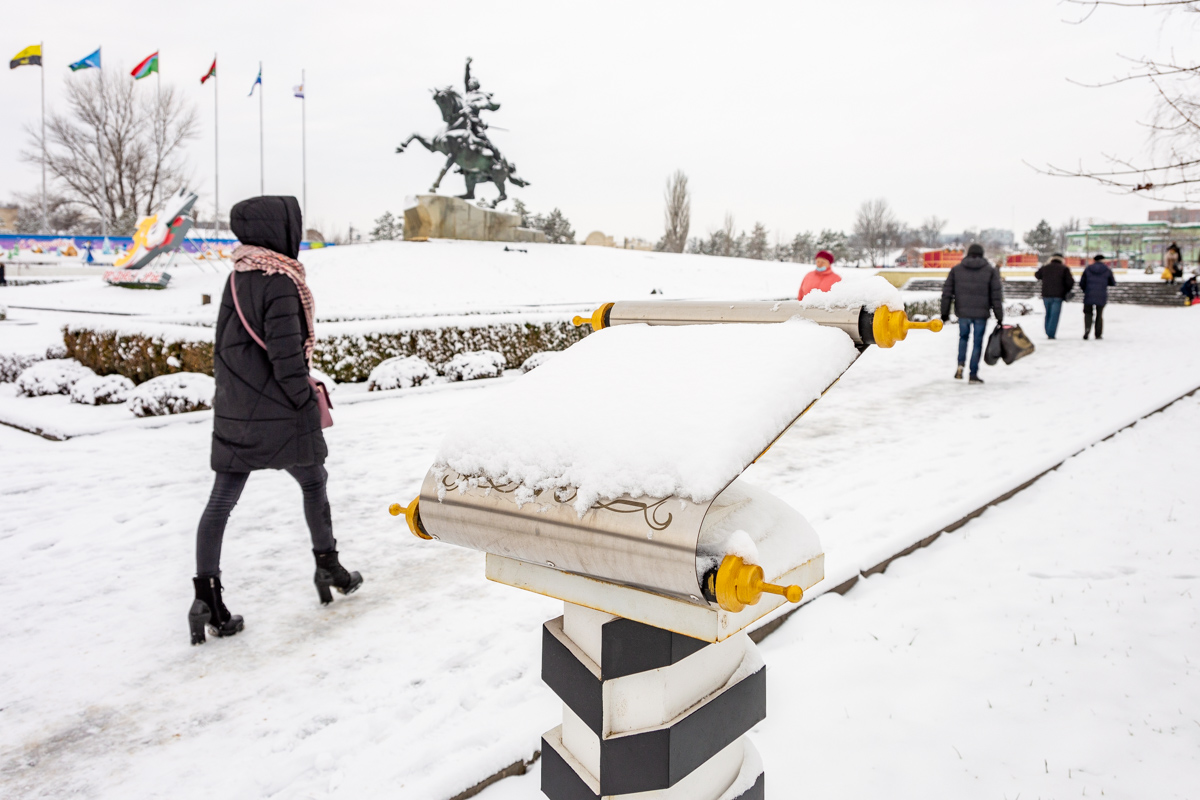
[301,68,307,224]
[40,41,47,232]
[258,61,264,195]
[214,53,219,236]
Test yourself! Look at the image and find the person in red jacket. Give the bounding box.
[798,250,843,300]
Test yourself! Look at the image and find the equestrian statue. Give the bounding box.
[396,58,529,208]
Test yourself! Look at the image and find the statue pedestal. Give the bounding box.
[403,195,546,243]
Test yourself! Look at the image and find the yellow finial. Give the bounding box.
[872,305,943,348]
[711,555,804,613]
[389,497,431,540]
[571,303,614,331]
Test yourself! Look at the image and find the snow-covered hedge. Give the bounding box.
[520,351,558,373]
[313,319,588,383]
[16,359,95,397]
[1,352,43,383]
[127,373,215,417]
[64,327,214,385]
[443,350,506,382]
[366,356,437,391]
[64,317,588,385]
[70,374,136,405]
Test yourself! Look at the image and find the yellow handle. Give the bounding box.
[572,303,613,331]
[389,497,432,540]
[872,305,943,348]
[711,555,804,613]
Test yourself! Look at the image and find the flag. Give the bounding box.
[10,44,42,69]
[293,83,304,99]
[131,51,159,80]
[248,66,262,97]
[69,47,101,72]
[200,58,216,84]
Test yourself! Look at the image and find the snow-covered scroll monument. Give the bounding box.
[390,280,940,799]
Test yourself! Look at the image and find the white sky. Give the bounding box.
[1,0,1194,242]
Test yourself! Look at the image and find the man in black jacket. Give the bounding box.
[1034,253,1074,339]
[941,243,1004,384]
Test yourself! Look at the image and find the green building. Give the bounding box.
[1065,214,1200,270]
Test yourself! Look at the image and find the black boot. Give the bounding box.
[189,575,244,645]
[313,544,363,605]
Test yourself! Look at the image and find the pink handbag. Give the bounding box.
[229,271,333,428]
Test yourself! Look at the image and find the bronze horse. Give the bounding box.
[396,87,529,208]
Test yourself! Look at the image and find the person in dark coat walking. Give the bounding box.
[188,195,362,646]
[1034,253,1075,339]
[1080,254,1117,340]
[940,243,1004,384]
[1165,242,1182,283]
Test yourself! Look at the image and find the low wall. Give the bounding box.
[902,278,1185,307]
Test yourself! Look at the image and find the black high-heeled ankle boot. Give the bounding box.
[313,544,363,605]
[189,575,245,645]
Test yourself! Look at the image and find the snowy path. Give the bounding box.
[479,372,1200,800]
[2,303,1199,798]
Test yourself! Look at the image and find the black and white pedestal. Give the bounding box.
[540,603,766,800]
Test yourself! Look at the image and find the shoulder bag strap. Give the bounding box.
[229,270,267,350]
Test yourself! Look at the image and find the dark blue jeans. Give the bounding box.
[958,318,987,377]
[1043,298,1063,338]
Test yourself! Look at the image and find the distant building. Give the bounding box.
[583,231,614,247]
[1064,219,1199,269]
[0,206,17,233]
[1148,207,1200,224]
[621,237,654,252]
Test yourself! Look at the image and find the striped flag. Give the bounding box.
[248,65,262,96]
[131,51,159,80]
[10,44,42,69]
[200,58,216,84]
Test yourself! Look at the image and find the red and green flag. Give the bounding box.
[200,57,216,84]
[131,51,158,80]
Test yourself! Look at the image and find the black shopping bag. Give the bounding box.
[985,324,1036,366]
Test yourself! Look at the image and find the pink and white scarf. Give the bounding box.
[232,244,316,363]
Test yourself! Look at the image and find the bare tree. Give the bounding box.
[721,212,736,257]
[23,69,198,233]
[661,170,691,253]
[1056,217,1082,253]
[852,198,903,266]
[1037,1,1200,201]
[918,215,948,247]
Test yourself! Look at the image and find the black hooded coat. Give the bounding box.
[940,244,1004,321]
[210,196,327,472]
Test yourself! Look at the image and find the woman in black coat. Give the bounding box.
[189,196,362,645]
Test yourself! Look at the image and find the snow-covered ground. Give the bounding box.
[1,299,1198,799]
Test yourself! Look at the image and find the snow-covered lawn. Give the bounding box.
[1,301,1198,798]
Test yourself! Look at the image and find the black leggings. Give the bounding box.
[196,465,335,576]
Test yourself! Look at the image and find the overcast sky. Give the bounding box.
[2,1,1194,243]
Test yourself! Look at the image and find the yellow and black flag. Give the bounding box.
[10,44,42,69]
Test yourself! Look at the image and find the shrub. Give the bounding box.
[443,350,506,381]
[16,359,95,397]
[312,319,588,383]
[0,353,43,383]
[127,373,215,417]
[520,351,558,373]
[367,356,438,391]
[70,374,136,405]
[64,327,213,385]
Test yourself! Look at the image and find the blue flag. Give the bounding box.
[248,65,262,97]
[69,48,101,72]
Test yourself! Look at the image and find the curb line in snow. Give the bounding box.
[747,380,1200,646]
[448,380,1200,800]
